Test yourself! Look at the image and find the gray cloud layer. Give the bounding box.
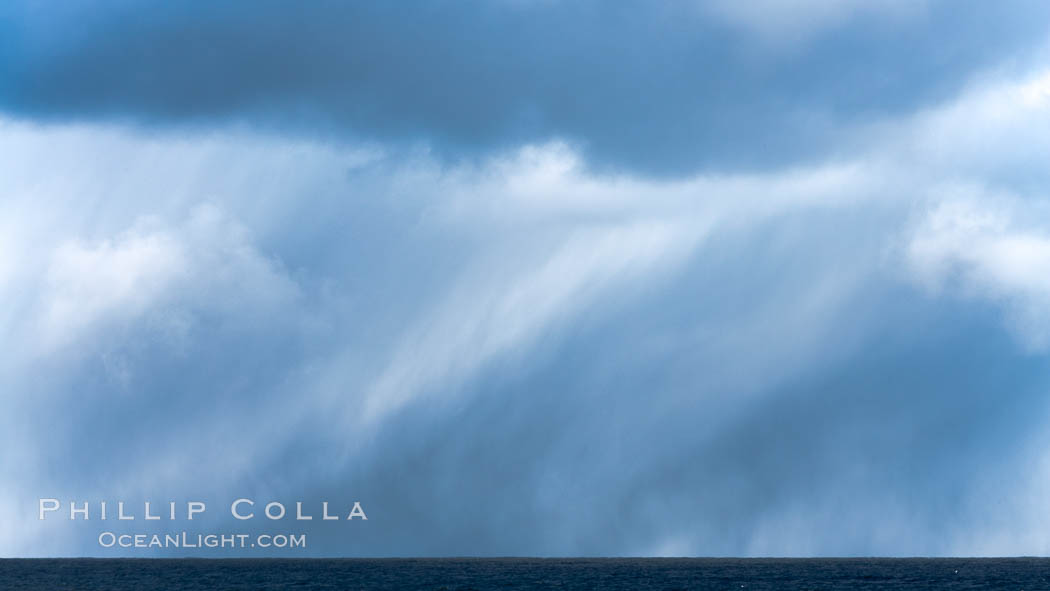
[1,1,1047,174]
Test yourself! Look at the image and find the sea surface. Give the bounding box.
[2,558,1049,590]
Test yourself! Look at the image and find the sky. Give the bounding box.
[2,0,1050,557]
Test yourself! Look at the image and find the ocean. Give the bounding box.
[2,557,1048,590]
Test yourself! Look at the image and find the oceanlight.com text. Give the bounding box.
[97,531,307,549]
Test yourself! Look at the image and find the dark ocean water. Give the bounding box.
[2,558,1049,590]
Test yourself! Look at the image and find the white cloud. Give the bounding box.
[29,205,300,357]
[907,196,1050,350]
[900,67,1050,187]
[39,221,188,352]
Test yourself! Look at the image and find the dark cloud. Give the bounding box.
[1,1,1047,175]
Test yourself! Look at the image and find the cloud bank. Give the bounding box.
[2,1,1047,175]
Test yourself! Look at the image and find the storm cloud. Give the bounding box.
[1,1,1048,174]
[2,1,1050,558]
